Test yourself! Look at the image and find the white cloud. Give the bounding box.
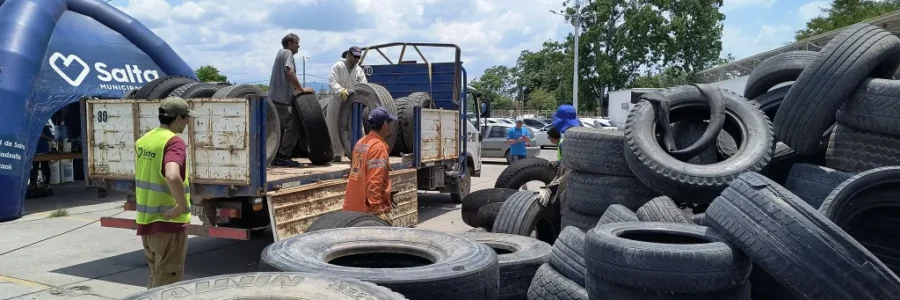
[798,1,831,23]
[722,0,777,12]
[722,23,795,60]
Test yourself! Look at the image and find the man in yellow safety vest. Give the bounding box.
[133,97,196,288]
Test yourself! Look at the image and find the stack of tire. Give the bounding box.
[323,83,422,158]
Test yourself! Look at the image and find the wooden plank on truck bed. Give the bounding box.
[420,108,459,163]
[266,169,418,241]
[266,156,407,189]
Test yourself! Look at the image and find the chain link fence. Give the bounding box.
[488,110,605,118]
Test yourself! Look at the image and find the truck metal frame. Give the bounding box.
[91,42,483,242]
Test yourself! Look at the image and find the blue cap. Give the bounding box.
[552,104,579,134]
[367,107,397,126]
[348,46,362,57]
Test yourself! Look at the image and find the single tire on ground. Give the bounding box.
[589,279,751,300]
[706,172,900,300]
[783,163,854,209]
[527,264,589,300]
[820,166,900,274]
[774,24,900,155]
[399,92,434,152]
[462,188,518,228]
[134,75,193,99]
[121,272,407,300]
[561,127,632,176]
[259,227,500,300]
[147,77,197,99]
[837,78,900,136]
[585,222,752,293]
[169,82,221,98]
[341,83,398,154]
[495,158,557,190]
[743,50,818,99]
[635,196,689,223]
[597,204,639,225]
[457,232,552,300]
[548,227,586,286]
[825,123,900,172]
[565,171,659,216]
[304,211,390,233]
[493,191,560,245]
[293,94,334,165]
[560,209,601,233]
[475,202,505,231]
[625,85,774,203]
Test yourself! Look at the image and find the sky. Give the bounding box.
[107,0,833,89]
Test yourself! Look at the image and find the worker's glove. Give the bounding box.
[340,89,350,102]
[537,186,553,207]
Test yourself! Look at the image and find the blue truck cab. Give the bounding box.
[90,42,483,242]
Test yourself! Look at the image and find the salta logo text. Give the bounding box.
[48,52,160,91]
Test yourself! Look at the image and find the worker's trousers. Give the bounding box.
[325,95,345,158]
[141,231,187,289]
[274,102,302,158]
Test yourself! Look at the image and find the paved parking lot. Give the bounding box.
[0,150,556,300]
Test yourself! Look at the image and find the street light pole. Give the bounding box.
[573,0,581,114]
[302,56,310,86]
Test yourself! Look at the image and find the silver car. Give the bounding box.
[480,123,541,163]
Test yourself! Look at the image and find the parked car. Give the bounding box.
[522,118,548,129]
[480,123,541,163]
[533,124,557,149]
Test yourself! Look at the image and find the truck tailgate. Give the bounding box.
[420,108,459,163]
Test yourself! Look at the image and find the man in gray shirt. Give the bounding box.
[268,33,314,167]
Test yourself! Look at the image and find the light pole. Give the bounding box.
[551,0,588,114]
[302,56,310,86]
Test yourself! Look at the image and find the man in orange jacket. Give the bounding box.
[344,107,396,223]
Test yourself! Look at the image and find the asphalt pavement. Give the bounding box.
[0,150,556,300]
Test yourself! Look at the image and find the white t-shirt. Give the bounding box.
[328,59,368,95]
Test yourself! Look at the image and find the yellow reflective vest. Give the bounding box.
[134,128,191,225]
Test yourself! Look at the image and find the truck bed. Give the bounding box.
[266,157,409,190]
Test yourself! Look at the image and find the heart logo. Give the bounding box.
[49,52,90,87]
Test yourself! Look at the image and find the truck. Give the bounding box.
[90,42,484,241]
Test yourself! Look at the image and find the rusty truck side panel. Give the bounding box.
[419,108,459,164]
[265,169,418,241]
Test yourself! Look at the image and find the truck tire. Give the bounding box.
[565,171,659,216]
[561,127,632,176]
[820,166,900,274]
[305,211,390,232]
[495,158,557,190]
[475,202,505,231]
[706,172,900,300]
[493,191,560,245]
[527,264,589,300]
[783,163,854,208]
[774,24,900,155]
[590,280,751,300]
[560,209,600,233]
[825,123,900,172]
[341,83,398,154]
[548,227,586,286]
[836,79,900,136]
[457,232,552,300]
[147,77,197,99]
[169,82,221,98]
[635,196,689,223]
[212,84,265,99]
[259,227,499,300]
[399,92,434,152]
[134,75,192,99]
[293,94,334,165]
[597,204,639,225]
[124,88,139,99]
[753,85,791,120]
[449,167,472,204]
[392,97,410,155]
[585,222,752,293]
[625,85,773,204]
[671,121,719,165]
[743,50,818,99]
[121,272,407,300]
[462,188,518,228]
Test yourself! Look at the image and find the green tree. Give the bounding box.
[254,84,269,93]
[195,65,228,82]
[525,88,558,111]
[796,0,900,40]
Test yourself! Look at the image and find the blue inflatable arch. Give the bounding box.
[0,0,196,221]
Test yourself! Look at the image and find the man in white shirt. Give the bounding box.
[326,46,368,162]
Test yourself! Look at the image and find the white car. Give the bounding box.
[533,124,557,148]
[480,123,541,163]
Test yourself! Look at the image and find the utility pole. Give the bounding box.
[302,56,310,86]
[551,0,590,114]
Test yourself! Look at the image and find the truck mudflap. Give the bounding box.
[266,169,418,241]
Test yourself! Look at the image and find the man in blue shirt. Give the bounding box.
[506,117,530,163]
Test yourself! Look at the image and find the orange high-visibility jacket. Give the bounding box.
[344,131,392,213]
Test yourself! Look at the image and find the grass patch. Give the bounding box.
[49,208,69,218]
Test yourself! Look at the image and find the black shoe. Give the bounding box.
[332,156,342,163]
[273,158,301,167]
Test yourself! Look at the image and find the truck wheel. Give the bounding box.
[707,172,900,299]
[527,264,589,300]
[305,211,390,232]
[495,158,556,191]
[493,191,561,245]
[259,227,500,300]
[342,83,398,154]
[293,94,334,165]
[456,232,551,300]
[461,188,518,227]
[121,272,406,300]
[392,97,410,155]
[450,167,472,204]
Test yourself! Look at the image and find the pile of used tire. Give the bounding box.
[465,23,900,300]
